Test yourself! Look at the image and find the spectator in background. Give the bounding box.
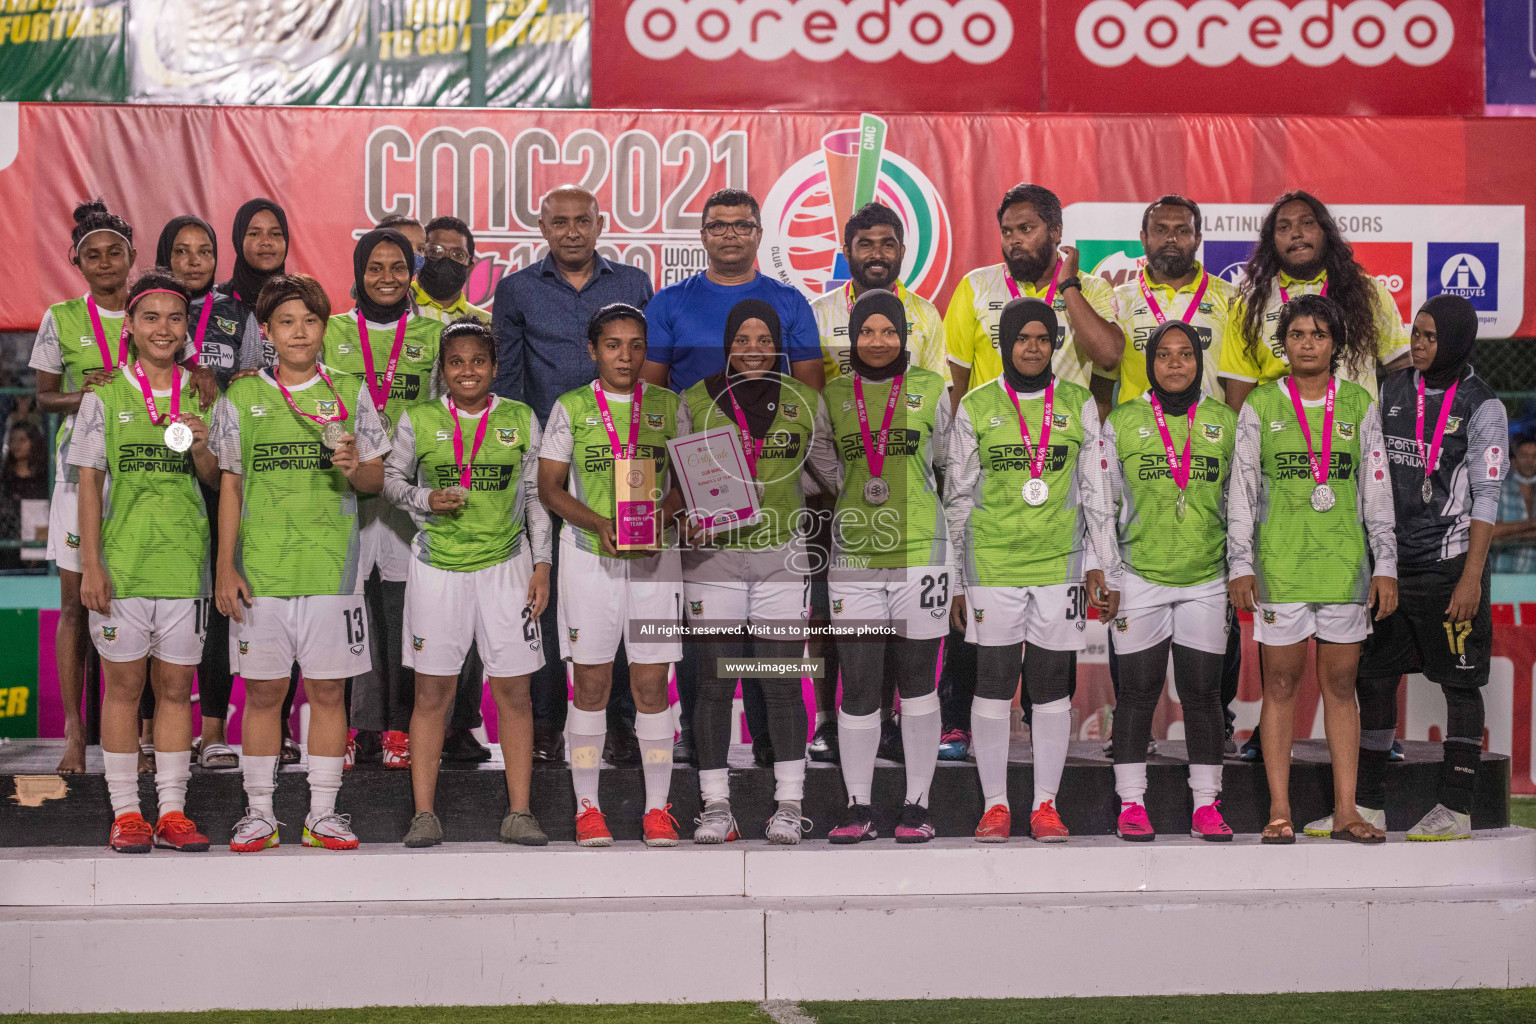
[377,214,426,265]
[1492,435,1536,573]
[0,422,49,572]
[412,216,488,325]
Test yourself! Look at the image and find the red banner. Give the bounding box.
[0,103,1531,335]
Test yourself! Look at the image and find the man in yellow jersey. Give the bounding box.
[946,183,1122,406]
[411,216,490,325]
[1098,195,1237,408]
[1218,190,1409,409]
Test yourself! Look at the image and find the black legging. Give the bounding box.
[838,637,941,716]
[978,641,1073,705]
[693,633,806,771]
[1111,639,1224,765]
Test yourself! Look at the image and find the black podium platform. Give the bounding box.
[0,738,1510,847]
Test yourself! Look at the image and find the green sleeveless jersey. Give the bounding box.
[321,312,443,428]
[816,367,950,570]
[952,377,1094,587]
[70,371,209,599]
[395,396,539,572]
[544,383,687,560]
[1246,378,1374,604]
[29,296,130,485]
[679,378,819,551]
[1105,395,1236,587]
[212,367,381,597]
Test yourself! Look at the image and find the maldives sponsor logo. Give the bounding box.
[626,0,1015,64]
[762,113,951,300]
[1428,243,1499,310]
[1203,239,1255,285]
[1075,0,1456,69]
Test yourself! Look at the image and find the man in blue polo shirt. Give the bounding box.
[641,188,824,392]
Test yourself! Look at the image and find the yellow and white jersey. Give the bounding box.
[943,262,1118,393]
[811,280,948,383]
[1103,264,1237,405]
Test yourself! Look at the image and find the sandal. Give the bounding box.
[197,739,239,770]
[1261,818,1295,844]
[280,738,302,765]
[1330,819,1386,844]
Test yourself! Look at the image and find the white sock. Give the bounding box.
[837,709,882,805]
[634,709,675,813]
[1114,762,1148,808]
[699,767,730,805]
[970,696,1012,810]
[567,705,607,812]
[306,755,344,820]
[1189,763,1222,809]
[899,690,941,806]
[1031,697,1072,809]
[773,757,806,803]
[154,749,191,816]
[104,751,140,818]
[815,709,832,727]
[242,754,279,817]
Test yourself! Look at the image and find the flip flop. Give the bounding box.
[197,741,239,770]
[1330,820,1386,844]
[1261,818,1295,845]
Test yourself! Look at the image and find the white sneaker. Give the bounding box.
[230,808,281,853]
[766,805,811,845]
[1303,806,1385,838]
[302,811,359,850]
[692,801,739,844]
[1407,803,1471,841]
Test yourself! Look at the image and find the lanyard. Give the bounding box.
[448,395,493,489]
[1279,275,1328,305]
[725,390,766,476]
[129,362,182,426]
[272,365,348,425]
[1415,375,1459,483]
[186,294,215,364]
[86,294,129,370]
[356,311,408,413]
[1005,260,1062,305]
[1140,269,1209,325]
[1001,378,1054,481]
[853,374,904,480]
[591,380,645,459]
[1149,394,1196,490]
[1285,376,1336,486]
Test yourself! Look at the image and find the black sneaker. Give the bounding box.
[532,719,565,765]
[752,734,775,768]
[604,719,641,768]
[895,802,935,843]
[808,721,839,764]
[829,802,877,844]
[351,729,383,765]
[441,728,492,763]
[877,717,905,763]
[673,725,698,767]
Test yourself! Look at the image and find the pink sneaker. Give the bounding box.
[1191,801,1234,842]
[1116,801,1155,842]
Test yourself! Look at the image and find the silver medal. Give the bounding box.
[1421,478,1434,503]
[863,477,890,505]
[1175,491,1187,521]
[163,421,194,453]
[444,485,469,503]
[377,410,394,438]
[1022,477,1049,506]
[321,421,347,449]
[1310,483,1336,513]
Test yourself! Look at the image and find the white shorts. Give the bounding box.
[46,481,81,573]
[403,550,546,678]
[231,593,372,681]
[557,539,683,665]
[1110,572,1229,655]
[962,582,1088,650]
[1254,602,1371,646]
[360,497,413,583]
[683,544,811,639]
[829,565,953,641]
[89,596,208,665]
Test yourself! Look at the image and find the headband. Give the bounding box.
[71,229,132,259]
[128,288,189,312]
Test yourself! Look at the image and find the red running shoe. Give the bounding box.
[642,803,681,847]
[108,812,153,854]
[575,799,613,847]
[381,730,411,769]
[153,811,211,852]
[974,803,1011,843]
[1030,800,1070,843]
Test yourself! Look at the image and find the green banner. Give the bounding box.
[0,609,38,739]
[0,0,589,107]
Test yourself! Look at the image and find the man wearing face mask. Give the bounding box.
[412,217,488,325]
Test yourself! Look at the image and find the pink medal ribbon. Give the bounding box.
[1150,394,1197,520]
[1003,377,1054,506]
[1415,375,1459,503]
[356,311,408,415]
[129,361,182,426]
[186,294,215,365]
[1279,276,1328,305]
[1285,375,1337,512]
[591,380,645,460]
[272,365,348,426]
[448,395,493,490]
[725,390,766,477]
[86,294,129,371]
[1140,269,1209,324]
[1004,260,1062,304]
[853,374,904,505]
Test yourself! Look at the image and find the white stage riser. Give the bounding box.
[4,886,1535,1013]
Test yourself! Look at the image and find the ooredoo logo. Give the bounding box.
[626,0,1014,64]
[1076,0,1456,69]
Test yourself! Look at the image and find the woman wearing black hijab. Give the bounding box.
[678,298,825,844]
[321,228,446,768]
[1100,320,1238,841]
[1352,294,1506,841]
[220,199,289,313]
[944,297,1119,845]
[808,289,954,844]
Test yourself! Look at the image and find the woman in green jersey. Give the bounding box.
[385,319,552,848]
[212,274,390,853]
[30,200,136,775]
[1227,294,1398,844]
[945,297,1119,845]
[680,299,823,845]
[73,270,219,853]
[1102,320,1237,842]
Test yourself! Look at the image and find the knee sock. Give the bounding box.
[774,757,806,806]
[1113,761,1147,807]
[1357,729,1393,812]
[104,751,140,818]
[1188,763,1222,809]
[837,708,882,805]
[1031,695,1073,809]
[567,705,607,812]
[1442,686,1485,815]
[634,709,675,812]
[970,695,1013,810]
[154,749,191,816]
[1171,644,1226,765]
[898,689,941,806]
[699,767,730,805]
[242,754,279,817]
[307,755,343,820]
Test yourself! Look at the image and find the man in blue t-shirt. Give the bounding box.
[640,188,824,393]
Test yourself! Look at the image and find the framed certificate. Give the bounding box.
[666,427,761,537]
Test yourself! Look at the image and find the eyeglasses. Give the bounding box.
[424,242,473,265]
[703,220,760,238]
